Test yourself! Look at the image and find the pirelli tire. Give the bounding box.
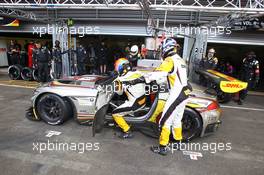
[8,64,23,80]
[21,67,33,81]
[182,107,203,142]
[135,108,202,141]
[36,93,72,125]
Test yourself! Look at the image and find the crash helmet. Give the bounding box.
[161,38,177,58]
[130,45,139,56]
[114,58,131,75]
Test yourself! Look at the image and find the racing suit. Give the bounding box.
[146,53,191,146]
[112,71,146,133]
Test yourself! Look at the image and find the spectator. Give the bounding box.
[96,41,108,75]
[52,40,63,79]
[217,59,226,73]
[87,43,97,74]
[141,44,148,59]
[33,41,51,83]
[199,48,218,86]
[226,62,234,76]
[236,51,260,105]
[75,43,87,75]
[7,40,20,65]
[27,40,35,68]
[124,46,130,58]
[199,48,218,70]
[240,51,260,90]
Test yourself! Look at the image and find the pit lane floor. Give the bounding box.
[0,83,264,175]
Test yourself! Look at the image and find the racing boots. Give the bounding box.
[119,130,134,139]
[150,145,169,156]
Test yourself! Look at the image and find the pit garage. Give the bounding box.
[0,1,264,175]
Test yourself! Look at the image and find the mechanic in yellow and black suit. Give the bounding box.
[112,58,146,139]
[145,38,191,155]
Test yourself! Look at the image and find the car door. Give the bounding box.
[92,104,109,136]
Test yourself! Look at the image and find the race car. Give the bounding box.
[26,73,221,141]
[196,69,248,103]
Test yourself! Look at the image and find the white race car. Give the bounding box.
[26,72,221,141]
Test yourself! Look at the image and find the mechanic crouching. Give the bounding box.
[33,41,51,83]
[112,58,146,139]
[145,38,191,155]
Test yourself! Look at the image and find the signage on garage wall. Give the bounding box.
[0,17,20,27]
[231,17,264,31]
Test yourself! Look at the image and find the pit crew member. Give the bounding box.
[112,58,146,139]
[145,38,191,155]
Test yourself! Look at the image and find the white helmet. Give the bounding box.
[130,45,139,56]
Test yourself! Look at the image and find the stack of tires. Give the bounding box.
[8,65,38,81]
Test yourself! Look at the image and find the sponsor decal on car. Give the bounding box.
[220,81,248,93]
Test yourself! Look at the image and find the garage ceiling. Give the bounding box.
[0,0,264,26]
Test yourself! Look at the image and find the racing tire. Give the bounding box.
[32,69,39,81]
[8,64,23,80]
[139,108,203,141]
[182,108,203,141]
[21,67,33,81]
[36,93,71,125]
